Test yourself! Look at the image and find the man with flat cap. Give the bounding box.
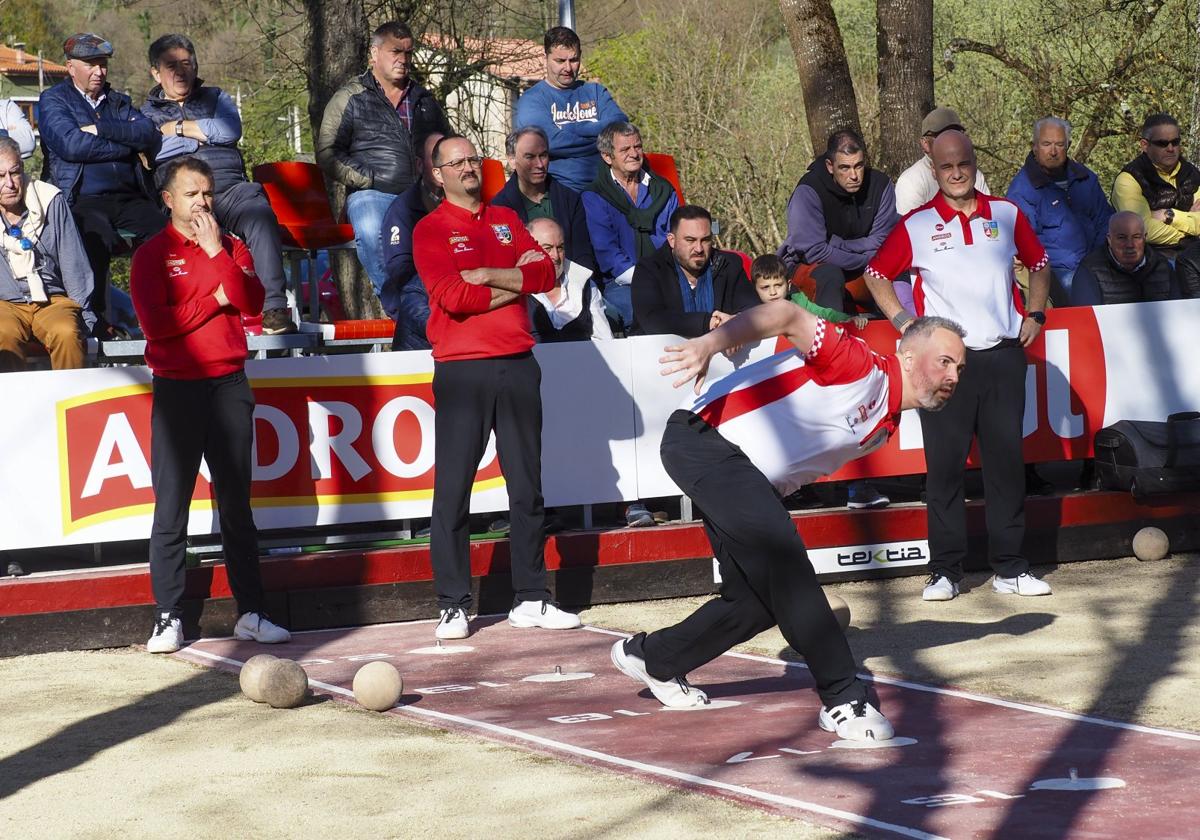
[38,33,166,339]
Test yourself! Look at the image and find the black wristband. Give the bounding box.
[891,311,914,330]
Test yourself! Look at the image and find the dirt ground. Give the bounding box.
[2,554,1198,839]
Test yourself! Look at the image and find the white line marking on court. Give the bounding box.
[580,626,1200,743]
[177,646,949,840]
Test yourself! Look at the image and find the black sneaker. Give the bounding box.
[261,308,298,335]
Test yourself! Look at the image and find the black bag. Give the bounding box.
[1093,412,1200,498]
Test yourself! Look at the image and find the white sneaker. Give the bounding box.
[922,574,959,601]
[993,573,1052,596]
[233,612,291,643]
[610,638,709,708]
[819,699,894,741]
[146,612,183,654]
[435,606,470,639]
[508,600,582,629]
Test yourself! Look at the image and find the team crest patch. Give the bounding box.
[982,220,1000,240]
[491,224,513,244]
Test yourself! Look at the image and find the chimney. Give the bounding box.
[13,42,26,64]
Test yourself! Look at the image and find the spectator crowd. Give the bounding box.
[3,21,1199,579]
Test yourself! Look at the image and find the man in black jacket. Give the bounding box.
[143,33,295,334]
[317,20,449,314]
[1112,113,1200,257]
[492,126,595,272]
[1073,212,1178,305]
[631,204,758,337]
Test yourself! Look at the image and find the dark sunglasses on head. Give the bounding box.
[1150,138,1182,149]
[5,225,32,251]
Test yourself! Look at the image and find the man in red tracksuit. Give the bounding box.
[413,135,581,639]
[131,156,290,654]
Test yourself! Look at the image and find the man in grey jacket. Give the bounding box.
[0,137,93,371]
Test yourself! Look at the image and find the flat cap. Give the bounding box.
[64,33,114,60]
[921,107,964,136]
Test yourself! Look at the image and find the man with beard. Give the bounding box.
[865,130,1054,602]
[611,301,966,743]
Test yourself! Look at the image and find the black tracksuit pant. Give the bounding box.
[919,342,1029,582]
[71,193,167,318]
[430,353,550,610]
[148,372,265,618]
[640,410,865,708]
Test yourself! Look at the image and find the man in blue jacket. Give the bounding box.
[142,33,296,335]
[1006,117,1113,304]
[514,27,628,193]
[38,33,165,338]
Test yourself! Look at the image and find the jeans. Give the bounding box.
[346,189,398,304]
[600,281,633,333]
[1050,266,1076,306]
[390,278,432,351]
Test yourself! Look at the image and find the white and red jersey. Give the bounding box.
[682,320,902,496]
[866,192,1048,350]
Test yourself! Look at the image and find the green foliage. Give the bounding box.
[0,1,63,56]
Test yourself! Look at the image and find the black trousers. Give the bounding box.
[71,193,167,317]
[641,411,864,707]
[919,342,1029,581]
[149,372,264,618]
[430,353,549,610]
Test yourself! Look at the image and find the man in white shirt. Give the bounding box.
[866,130,1054,603]
[527,217,612,342]
[0,99,35,158]
[611,299,967,742]
[894,107,992,215]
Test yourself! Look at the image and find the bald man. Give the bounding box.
[526,216,612,342]
[865,130,1055,602]
[1073,211,1176,305]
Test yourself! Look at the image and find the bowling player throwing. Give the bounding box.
[611,301,966,741]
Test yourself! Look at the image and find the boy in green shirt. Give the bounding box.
[751,254,868,329]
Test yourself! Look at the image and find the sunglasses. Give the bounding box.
[4,225,32,251]
[1149,138,1182,149]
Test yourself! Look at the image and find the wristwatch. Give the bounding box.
[1165,208,1176,225]
[1026,310,1046,325]
[175,120,184,137]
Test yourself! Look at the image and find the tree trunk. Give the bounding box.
[875,0,933,178]
[779,0,861,155]
[303,0,381,319]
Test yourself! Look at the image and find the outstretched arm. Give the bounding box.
[659,300,818,393]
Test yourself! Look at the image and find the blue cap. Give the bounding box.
[64,33,114,60]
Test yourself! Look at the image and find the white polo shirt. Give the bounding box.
[866,192,1048,350]
[682,320,902,496]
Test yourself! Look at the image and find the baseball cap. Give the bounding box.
[921,107,965,136]
[63,33,114,60]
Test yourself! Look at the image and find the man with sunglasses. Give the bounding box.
[412,135,581,640]
[1113,113,1200,256]
[0,136,93,371]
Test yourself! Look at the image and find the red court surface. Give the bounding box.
[178,619,1200,840]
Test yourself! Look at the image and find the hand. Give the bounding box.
[515,249,545,267]
[1019,316,1042,347]
[660,337,715,394]
[191,210,223,257]
[460,268,491,286]
[1150,209,1169,222]
[213,283,231,307]
[852,315,869,330]
[708,310,732,331]
[1191,199,1200,213]
[80,125,98,135]
[159,122,175,136]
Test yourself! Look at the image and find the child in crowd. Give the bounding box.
[751,254,868,330]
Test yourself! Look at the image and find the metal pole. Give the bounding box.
[558,0,576,30]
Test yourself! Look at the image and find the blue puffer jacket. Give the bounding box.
[38,78,162,200]
[1005,154,1113,274]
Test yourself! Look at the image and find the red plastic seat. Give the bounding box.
[252,162,355,250]
[728,249,753,279]
[644,152,684,204]
[481,157,507,203]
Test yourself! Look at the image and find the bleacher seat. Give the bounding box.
[252,162,356,322]
[645,152,684,203]
[481,157,507,203]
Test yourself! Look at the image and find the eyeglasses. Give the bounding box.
[4,225,32,251]
[436,155,484,171]
[1150,138,1182,149]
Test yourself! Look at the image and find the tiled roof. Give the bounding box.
[0,45,68,76]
